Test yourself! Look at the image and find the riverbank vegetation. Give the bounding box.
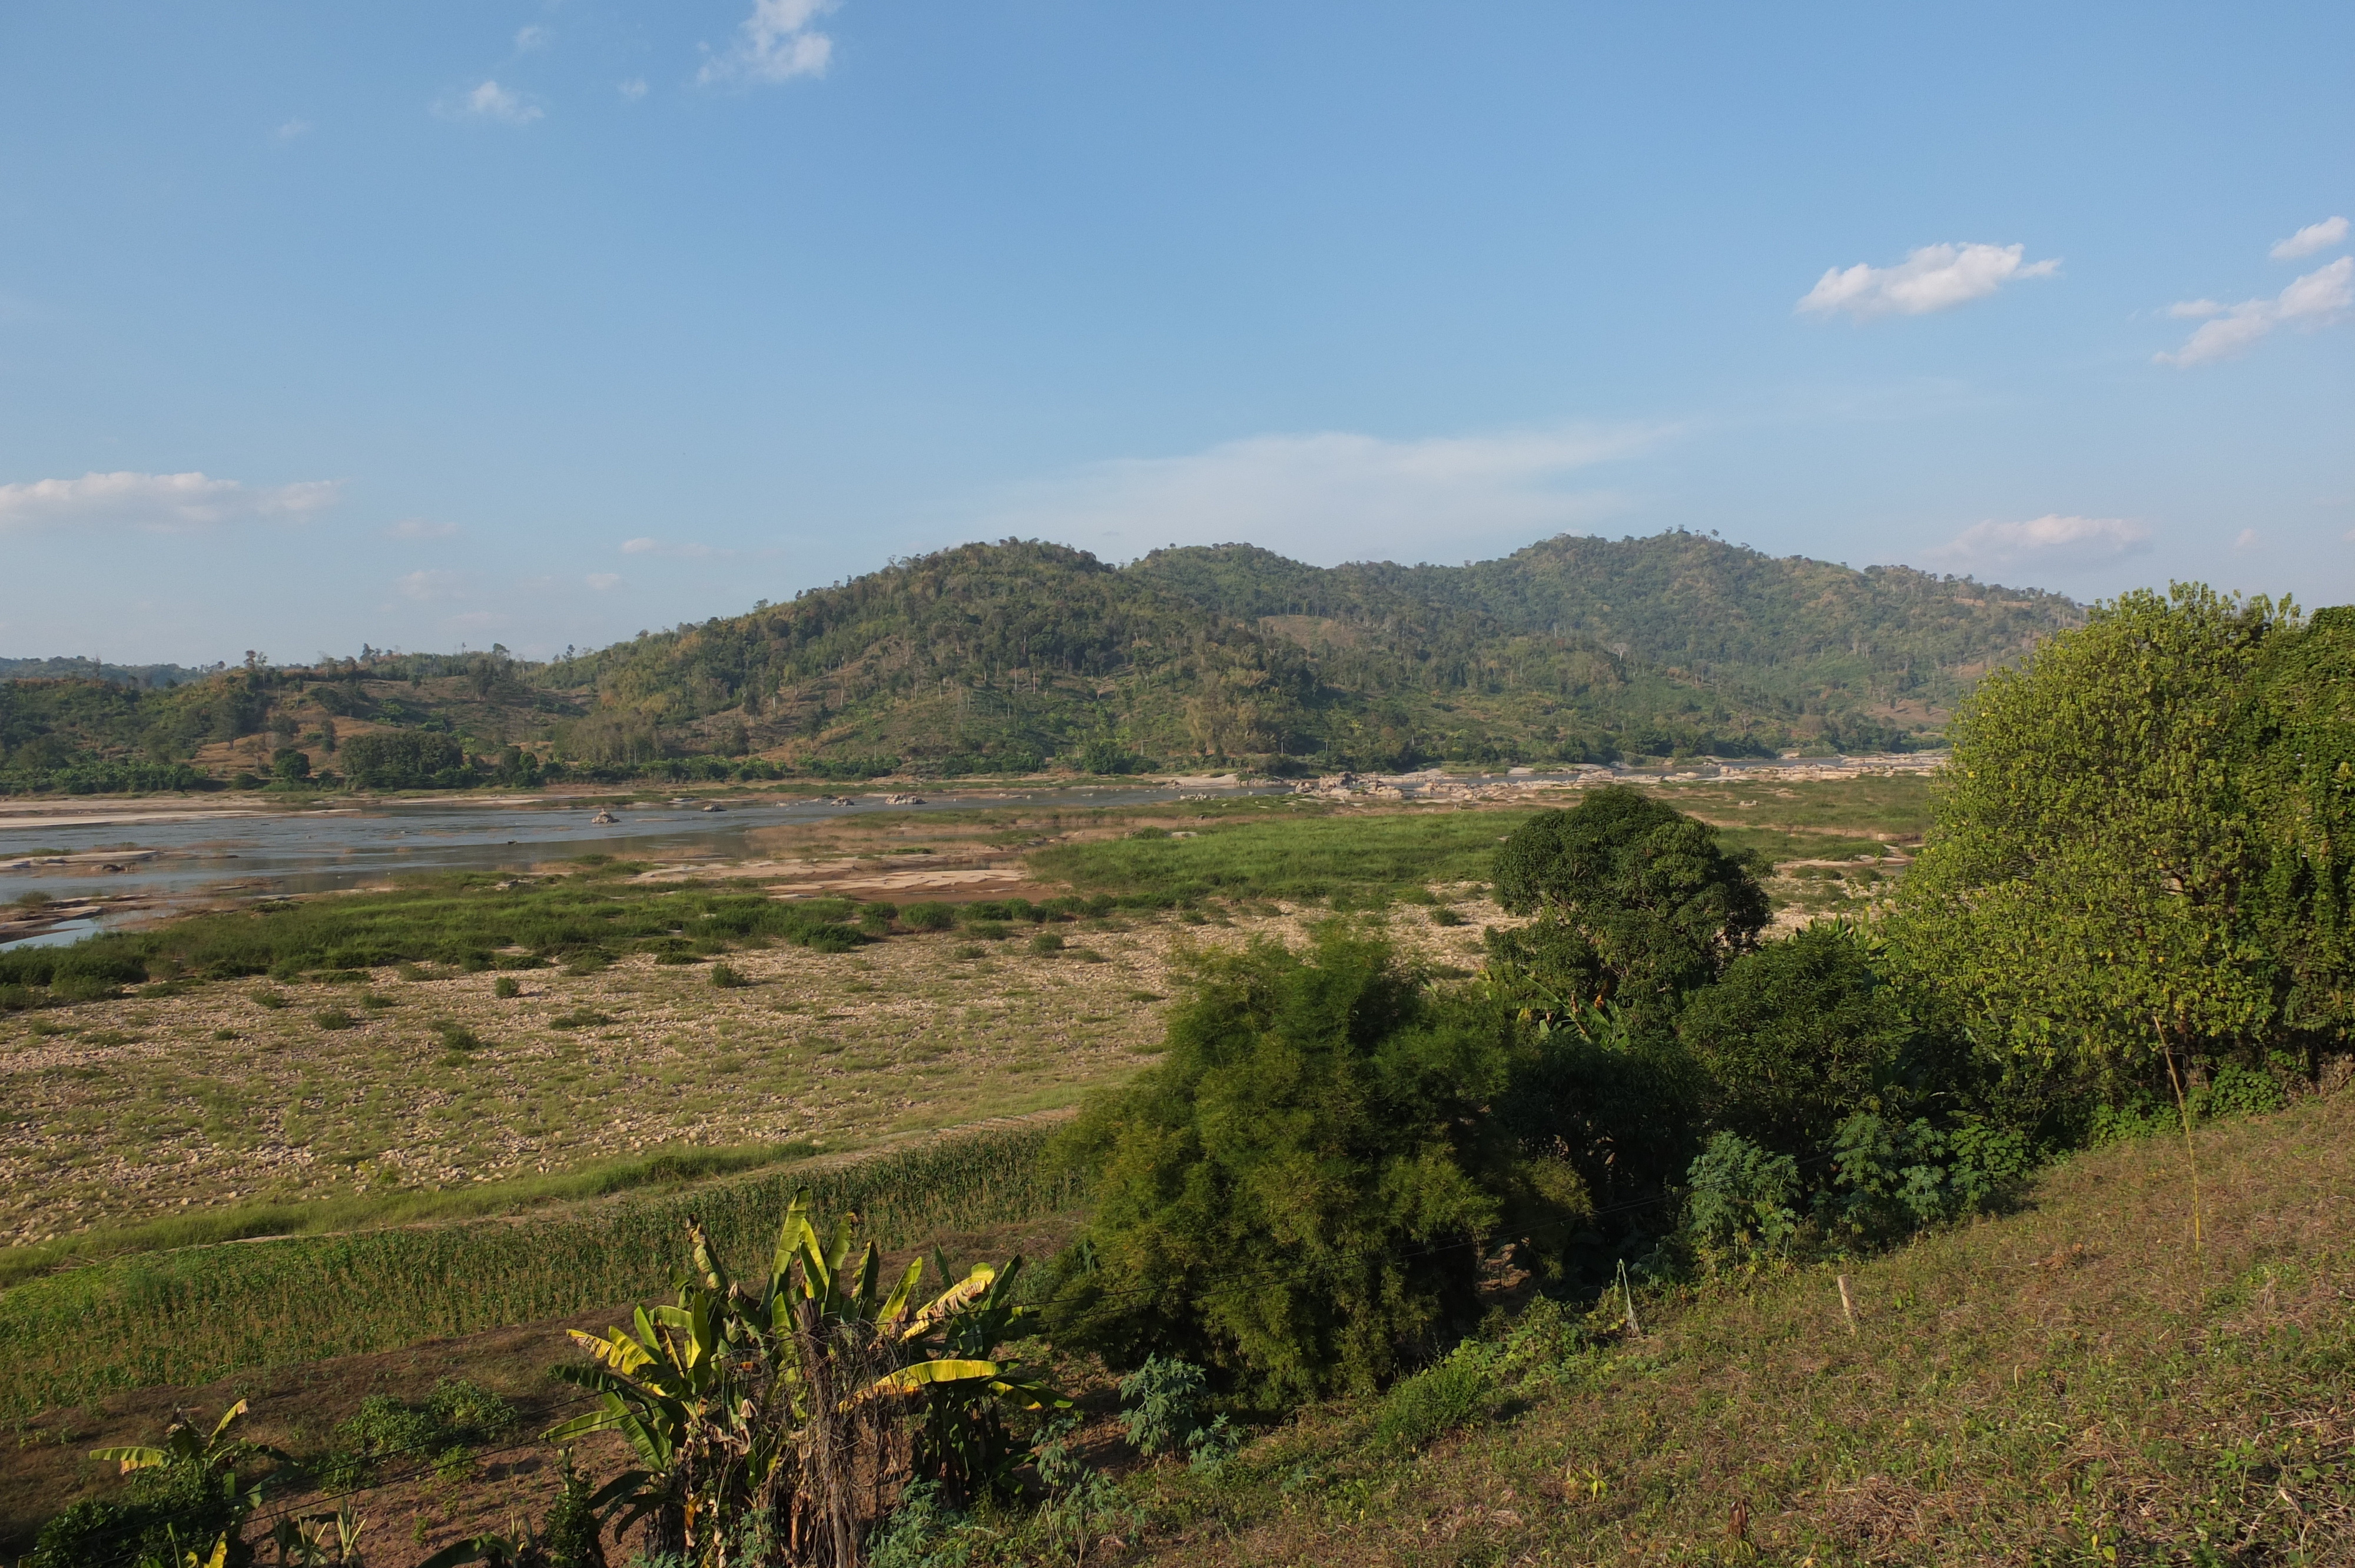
[9,587,2350,1566]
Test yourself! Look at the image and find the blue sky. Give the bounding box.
[1,2,2349,663]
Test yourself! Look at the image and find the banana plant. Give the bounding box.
[546,1191,1063,1567]
[907,1251,1064,1498]
[95,1400,286,1477]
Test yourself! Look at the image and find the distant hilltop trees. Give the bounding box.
[0,531,2092,793]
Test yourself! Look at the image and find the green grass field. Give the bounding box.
[0,1122,1080,1421]
[1028,809,1527,902]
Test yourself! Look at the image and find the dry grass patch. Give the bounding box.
[0,895,1498,1247]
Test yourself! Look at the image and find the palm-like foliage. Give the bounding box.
[546,1191,1059,1567]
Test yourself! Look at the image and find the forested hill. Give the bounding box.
[542,531,2078,775]
[0,531,2085,791]
[1124,532,2079,716]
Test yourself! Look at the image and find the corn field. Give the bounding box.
[3,1125,1079,1420]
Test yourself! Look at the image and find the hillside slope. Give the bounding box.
[546,532,2078,774]
[0,532,2084,790]
[1120,1089,2354,1564]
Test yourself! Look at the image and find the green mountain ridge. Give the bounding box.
[0,531,2084,792]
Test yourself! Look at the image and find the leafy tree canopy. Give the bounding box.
[1491,785,1769,1005]
[1678,922,1958,1159]
[1893,583,2349,1094]
[1044,927,1590,1404]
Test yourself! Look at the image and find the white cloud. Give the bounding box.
[515,25,552,52]
[699,0,837,85]
[1929,514,2152,573]
[2234,527,2261,550]
[396,569,465,602]
[2158,256,2354,366]
[1797,242,2059,320]
[2271,217,2349,261]
[976,423,1666,567]
[385,517,459,540]
[585,573,623,591]
[618,78,649,101]
[273,118,311,141]
[442,80,543,124]
[0,470,339,532]
[621,537,720,557]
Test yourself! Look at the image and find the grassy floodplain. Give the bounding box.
[0,778,1924,1254]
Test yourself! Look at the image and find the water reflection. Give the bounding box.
[0,785,1291,910]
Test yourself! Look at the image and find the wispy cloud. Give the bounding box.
[618,78,649,101]
[273,118,311,141]
[2234,527,2261,550]
[385,517,459,540]
[621,537,722,558]
[1797,242,2059,320]
[2272,216,2349,261]
[440,80,543,124]
[0,471,339,532]
[395,569,465,602]
[977,423,1667,567]
[699,0,838,85]
[1930,514,2152,573]
[2158,257,2353,366]
[514,25,552,52]
[585,573,623,591]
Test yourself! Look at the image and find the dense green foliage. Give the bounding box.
[1677,925,1955,1158]
[1893,586,2353,1117]
[1490,786,1770,1008]
[1,532,2081,792]
[1045,928,1593,1403]
[335,729,467,789]
[0,871,871,1008]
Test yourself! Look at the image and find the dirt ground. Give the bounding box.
[0,888,1498,1247]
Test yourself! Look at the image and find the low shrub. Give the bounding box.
[314,1377,516,1491]
[314,1008,357,1031]
[1116,1355,1239,1467]
[710,962,748,989]
[492,976,521,999]
[1823,1113,2028,1245]
[549,1009,612,1030]
[900,902,958,932]
[434,1021,486,1052]
[2200,1062,2288,1120]
[1682,1131,1800,1270]
[28,1454,254,1568]
[1028,931,1066,956]
[1374,1341,1494,1451]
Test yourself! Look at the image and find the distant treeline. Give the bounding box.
[0,534,2087,792]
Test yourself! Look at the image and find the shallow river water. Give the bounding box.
[0,783,1306,918]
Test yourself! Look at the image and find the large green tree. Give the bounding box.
[1044,927,1590,1404]
[1677,923,1958,1158]
[1490,785,1769,1009]
[1891,584,2331,1098]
